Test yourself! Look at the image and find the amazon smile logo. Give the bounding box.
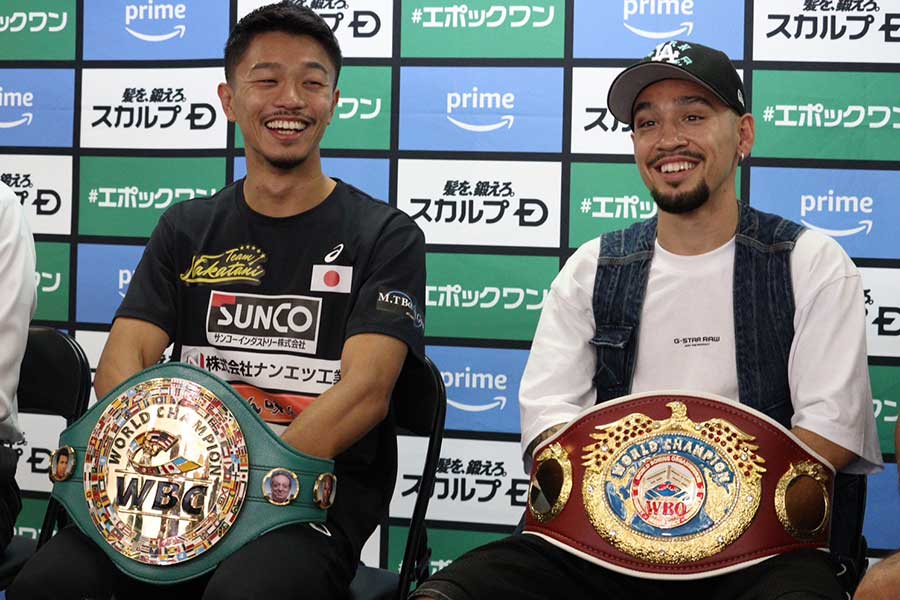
[0,86,34,129]
[623,0,695,39]
[446,87,516,133]
[125,0,187,43]
[800,189,875,238]
[441,367,510,412]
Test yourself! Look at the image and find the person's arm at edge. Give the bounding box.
[280,332,407,459]
[791,426,857,472]
[0,194,36,438]
[94,317,170,399]
[519,239,600,469]
[789,234,880,474]
[855,551,900,600]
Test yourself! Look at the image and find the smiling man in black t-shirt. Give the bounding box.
[8,4,425,600]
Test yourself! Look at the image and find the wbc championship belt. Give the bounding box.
[48,363,338,584]
[524,391,834,579]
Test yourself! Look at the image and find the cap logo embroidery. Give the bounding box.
[648,41,693,67]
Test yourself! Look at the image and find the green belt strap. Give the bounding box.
[51,362,334,584]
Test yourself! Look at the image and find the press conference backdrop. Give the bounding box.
[3,0,899,572]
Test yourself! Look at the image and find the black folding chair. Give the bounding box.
[0,327,91,589]
[349,355,447,600]
[831,472,869,596]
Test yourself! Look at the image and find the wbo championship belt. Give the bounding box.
[524,391,834,579]
[48,363,338,584]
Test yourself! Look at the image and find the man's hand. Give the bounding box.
[280,333,408,458]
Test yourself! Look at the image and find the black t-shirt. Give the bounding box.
[116,178,426,553]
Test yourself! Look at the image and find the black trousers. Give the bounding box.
[411,534,846,600]
[0,445,21,552]
[8,522,357,600]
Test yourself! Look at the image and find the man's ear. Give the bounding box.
[217,82,236,122]
[737,112,755,160]
[328,87,340,125]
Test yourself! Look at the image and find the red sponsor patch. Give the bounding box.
[231,384,316,425]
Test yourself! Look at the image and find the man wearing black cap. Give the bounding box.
[410,40,880,600]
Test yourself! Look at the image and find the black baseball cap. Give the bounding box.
[607,40,746,125]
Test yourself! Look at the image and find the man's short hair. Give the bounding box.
[224,1,342,86]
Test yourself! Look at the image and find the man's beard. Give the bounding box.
[265,153,306,171]
[650,180,711,215]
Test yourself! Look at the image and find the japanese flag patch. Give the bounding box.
[311,264,352,294]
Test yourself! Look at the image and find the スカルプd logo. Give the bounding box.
[753,0,897,63]
[376,289,424,329]
[206,291,322,354]
[180,245,267,286]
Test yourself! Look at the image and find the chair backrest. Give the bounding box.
[391,355,447,598]
[16,326,92,548]
[830,472,868,594]
[17,327,92,426]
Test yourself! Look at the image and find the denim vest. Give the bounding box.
[589,203,864,565]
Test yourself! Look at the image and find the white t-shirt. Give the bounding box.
[0,183,37,442]
[520,229,882,475]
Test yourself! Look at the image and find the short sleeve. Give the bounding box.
[345,214,426,363]
[114,208,179,339]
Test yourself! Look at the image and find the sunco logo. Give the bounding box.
[623,0,695,39]
[208,292,321,339]
[0,86,34,129]
[800,189,874,238]
[180,245,267,285]
[446,87,516,132]
[442,366,508,413]
[125,0,187,42]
